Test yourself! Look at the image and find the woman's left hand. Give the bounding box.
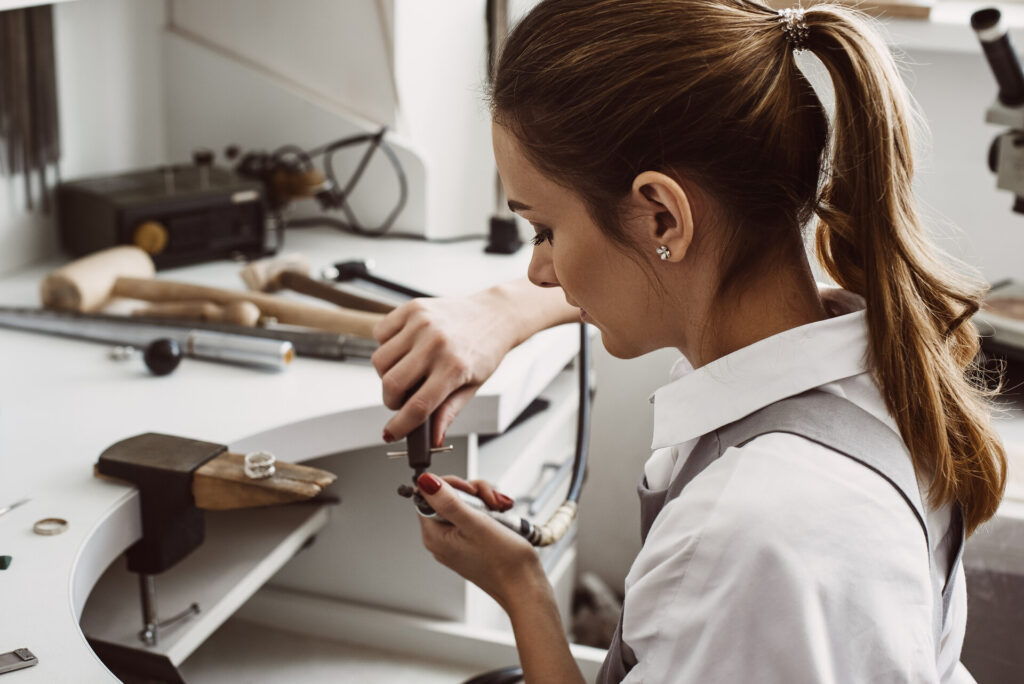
[416,472,548,610]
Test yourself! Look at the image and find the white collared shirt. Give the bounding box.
[621,300,974,683]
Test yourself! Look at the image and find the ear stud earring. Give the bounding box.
[656,245,671,260]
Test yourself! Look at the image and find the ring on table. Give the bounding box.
[243,451,276,479]
[33,517,68,536]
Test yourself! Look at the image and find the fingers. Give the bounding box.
[383,359,470,441]
[442,475,479,496]
[439,475,513,512]
[378,342,429,410]
[416,473,491,531]
[432,385,480,446]
[471,480,514,512]
[372,299,420,345]
[371,325,417,395]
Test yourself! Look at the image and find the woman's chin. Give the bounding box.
[598,329,645,360]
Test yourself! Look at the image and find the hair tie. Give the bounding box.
[777,7,809,52]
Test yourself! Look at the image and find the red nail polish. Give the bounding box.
[383,429,394,443]
[496,493,514,509]
[418,472,442,495]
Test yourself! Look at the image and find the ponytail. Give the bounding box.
[805,4,1006,534]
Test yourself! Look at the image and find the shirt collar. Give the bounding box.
[649,308,870,450]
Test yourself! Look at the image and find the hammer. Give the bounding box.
[240,253,395,315]
[40,246,384,338]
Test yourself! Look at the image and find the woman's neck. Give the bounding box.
[684,264,827,369]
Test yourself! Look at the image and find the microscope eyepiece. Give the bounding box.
[972,8,1002,34]
[972,7,1024,107]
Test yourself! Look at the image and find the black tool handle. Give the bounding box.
[406,421,432,475]
[404,382,433,479]
[328,260,433,300]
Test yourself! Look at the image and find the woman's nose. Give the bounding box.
[527,244,559,288]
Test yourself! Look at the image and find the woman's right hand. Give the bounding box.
[372,287,522,445]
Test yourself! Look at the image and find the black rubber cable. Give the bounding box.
[567,320,591,503]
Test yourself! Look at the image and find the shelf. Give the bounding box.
[178,618,480,684]
[79,504,330,668]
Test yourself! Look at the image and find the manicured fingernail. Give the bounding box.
[383,429,394,443]
[496,493,514,509]
[418,473,442,495]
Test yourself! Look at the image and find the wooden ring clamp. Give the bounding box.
[94,433,335,647]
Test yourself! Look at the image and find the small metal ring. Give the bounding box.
[33,517,68,536]
[244,451,276,479]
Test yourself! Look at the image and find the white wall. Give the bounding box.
[0,0,167,276]
[168,0,397,128]
[392,0,497,240]
[168,0,497,241]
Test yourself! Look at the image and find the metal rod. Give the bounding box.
[0,307,377,360]
[138,574,158,646]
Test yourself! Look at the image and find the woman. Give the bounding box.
[371,1,1006,681]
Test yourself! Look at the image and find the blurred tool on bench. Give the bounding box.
[240,253,395,315]
[132,300,263,327]
[0,245,387,371]
[40,246,383,336]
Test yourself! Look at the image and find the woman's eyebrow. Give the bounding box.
[507,199,532,213]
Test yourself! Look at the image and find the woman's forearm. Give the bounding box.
[502,574,585,684]
[485,278,580,349]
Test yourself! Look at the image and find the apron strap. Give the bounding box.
[597,389,964,683]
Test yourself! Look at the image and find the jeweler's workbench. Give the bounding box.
[0,228,606,682]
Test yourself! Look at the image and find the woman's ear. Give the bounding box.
[630,171,695,263]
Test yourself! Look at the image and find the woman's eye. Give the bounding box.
[530,228,553,246]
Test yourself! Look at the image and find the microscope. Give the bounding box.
[974,8,1024,212]
[972,8,1024,359]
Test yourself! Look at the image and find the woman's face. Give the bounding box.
[492,123,667,359]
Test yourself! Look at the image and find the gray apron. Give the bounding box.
[596,389,965,683]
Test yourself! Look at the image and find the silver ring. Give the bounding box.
[244,451,276,479]
[33,517,68,536]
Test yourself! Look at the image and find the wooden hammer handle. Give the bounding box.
[278,271,395,314]
[112,277,383,338]
[132,300,262,327]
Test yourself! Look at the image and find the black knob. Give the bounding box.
[192,148,215,167]
[144,339,183,376]
[485,216,522,254]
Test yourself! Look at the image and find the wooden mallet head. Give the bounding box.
[40,245,155,312]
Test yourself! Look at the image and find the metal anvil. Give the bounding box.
[97,432,335,574]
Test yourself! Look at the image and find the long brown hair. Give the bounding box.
[492,0,1006,534]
